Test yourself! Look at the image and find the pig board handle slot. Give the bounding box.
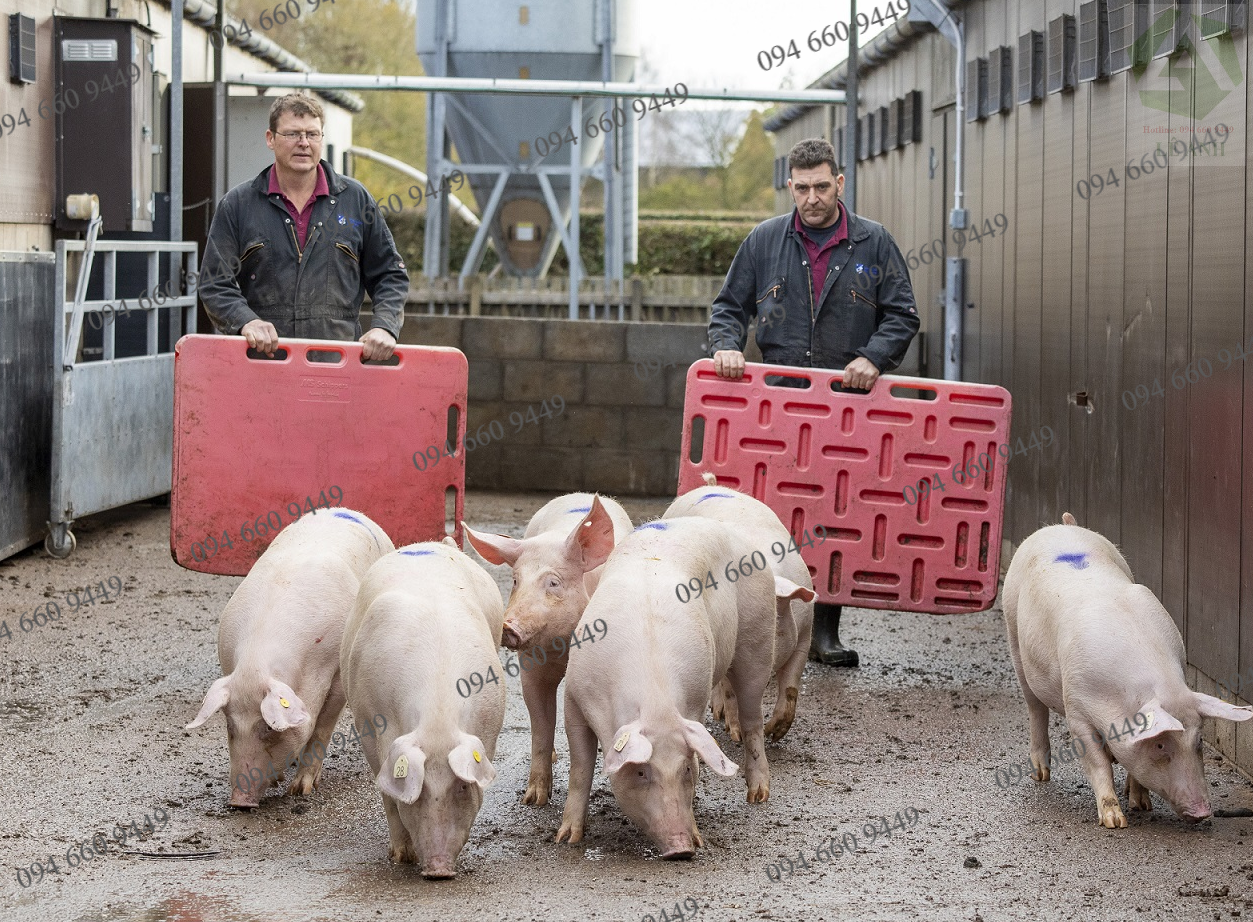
[688,416,706,465]
[765,373,812,389]
[304,347,346,366]
[245,347,289,361]
[889,385,939,401]
[361,353,400,366]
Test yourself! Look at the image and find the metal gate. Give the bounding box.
[48,239,198,557]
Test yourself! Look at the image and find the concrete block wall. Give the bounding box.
[394,315,720,496]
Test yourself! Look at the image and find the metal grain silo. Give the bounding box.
[417,0,638,276]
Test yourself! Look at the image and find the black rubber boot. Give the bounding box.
[809,603,859,667]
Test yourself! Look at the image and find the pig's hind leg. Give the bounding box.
[764,640,808,742]
[291,677,347,795]
[726,662,772,803]
[1004,608,1053,782]
[556,694,597,844]
[1125,773,1153,812]
[1070,718,1127,828]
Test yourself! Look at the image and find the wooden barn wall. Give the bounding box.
[768,0,1253,771]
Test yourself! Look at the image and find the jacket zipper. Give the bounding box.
[336,242,359,262]
[756,284,781,305]
[851,288,879,310]
[240,242,265,262]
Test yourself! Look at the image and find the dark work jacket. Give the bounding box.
[199,160,409,341]
[708,205,919,373]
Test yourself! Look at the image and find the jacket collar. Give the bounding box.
[786,202,871,243]
[250,159,350,196]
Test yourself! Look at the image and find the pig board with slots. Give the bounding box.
[677,359,1012,613]
[170,335,467,576]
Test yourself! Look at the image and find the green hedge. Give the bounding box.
[386,210,763,278]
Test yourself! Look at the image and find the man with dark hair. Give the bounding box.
[199,92,408,360]
[707,136,919,667]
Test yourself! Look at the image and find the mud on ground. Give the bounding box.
[1,492,1250,922]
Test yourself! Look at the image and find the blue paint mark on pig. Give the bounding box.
[636,522,668,531]
[1054,553,1089,570]
[567,506,592,514]
[695,492,735,503]
[399,548,436,557]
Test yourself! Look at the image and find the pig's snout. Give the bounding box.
[229,788,259,810]
[421,856,457,879]
[1180,802,1213,823]
[661,835,696,860]
[502,622,525,650]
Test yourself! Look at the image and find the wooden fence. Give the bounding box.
[403,275,723,323]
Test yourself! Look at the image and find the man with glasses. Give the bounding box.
[707,137,919,668]
[200,93,407,360]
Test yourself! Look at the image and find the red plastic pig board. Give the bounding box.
[677,360,1012,613]
[172,335,467,575]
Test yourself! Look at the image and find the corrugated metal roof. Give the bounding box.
[763,16,934,132]
[157,0,366,112]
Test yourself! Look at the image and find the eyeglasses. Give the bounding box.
[276,130,323,142]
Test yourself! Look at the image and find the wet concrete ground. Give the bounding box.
[1,491,1250,922]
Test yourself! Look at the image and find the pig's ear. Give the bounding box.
[463,524,524,567]
[1193,693,1253,722]
[260,681,310,731]
[449,736,497,788]
[774,575,816,603]
[1131,703,1185,742]
[187,676,231,729]
[603,721,653,775]
[567,496,617,574]
[377,734,426,804]
[681,719,739,777]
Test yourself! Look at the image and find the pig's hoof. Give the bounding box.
[290,771,319,796]
[389,842,416,864]
[765,712,795,742]
[747,783,770,804]
[556,819,584,844]
[728,724,742,743]
[1097,796,1128,828]
[1030,760,1050,783]
[1126,778,1152,812]
[522,781,551,806]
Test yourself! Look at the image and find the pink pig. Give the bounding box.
[556,509,813,857]
[463,493,633,806]
[663,474,815,742]
[341,541,505,878]
[1003,512,1252,828]
[187,509,394,808]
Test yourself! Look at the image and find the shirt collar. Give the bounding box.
[268,163,329,202]
[793,200,848,246]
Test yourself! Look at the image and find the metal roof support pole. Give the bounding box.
[844,0,858,211]
[212,0,226,212]
[908,0,966,380]
[170,0,184,337]
[598,0,620,291]
[423,0,450,287]
[568,95,583,320]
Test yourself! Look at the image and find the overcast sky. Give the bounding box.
[633,0,900,108]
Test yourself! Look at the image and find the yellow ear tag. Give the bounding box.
[613,730,630,752]
[473,750,482,763]
[279,698,290,708]
[393,754,409,779]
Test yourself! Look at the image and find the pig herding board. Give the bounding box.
[171,335,466,575]
[677,359,1012,613]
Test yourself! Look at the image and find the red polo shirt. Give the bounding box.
[794,201,849,306]
[268,164,329,249]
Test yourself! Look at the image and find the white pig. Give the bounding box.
[463,493,633,806]
[187,508,394,808]
[1003,512,1252,828]
[341,541,505,878]
[663,474,815,742]
[556,509,814,857]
